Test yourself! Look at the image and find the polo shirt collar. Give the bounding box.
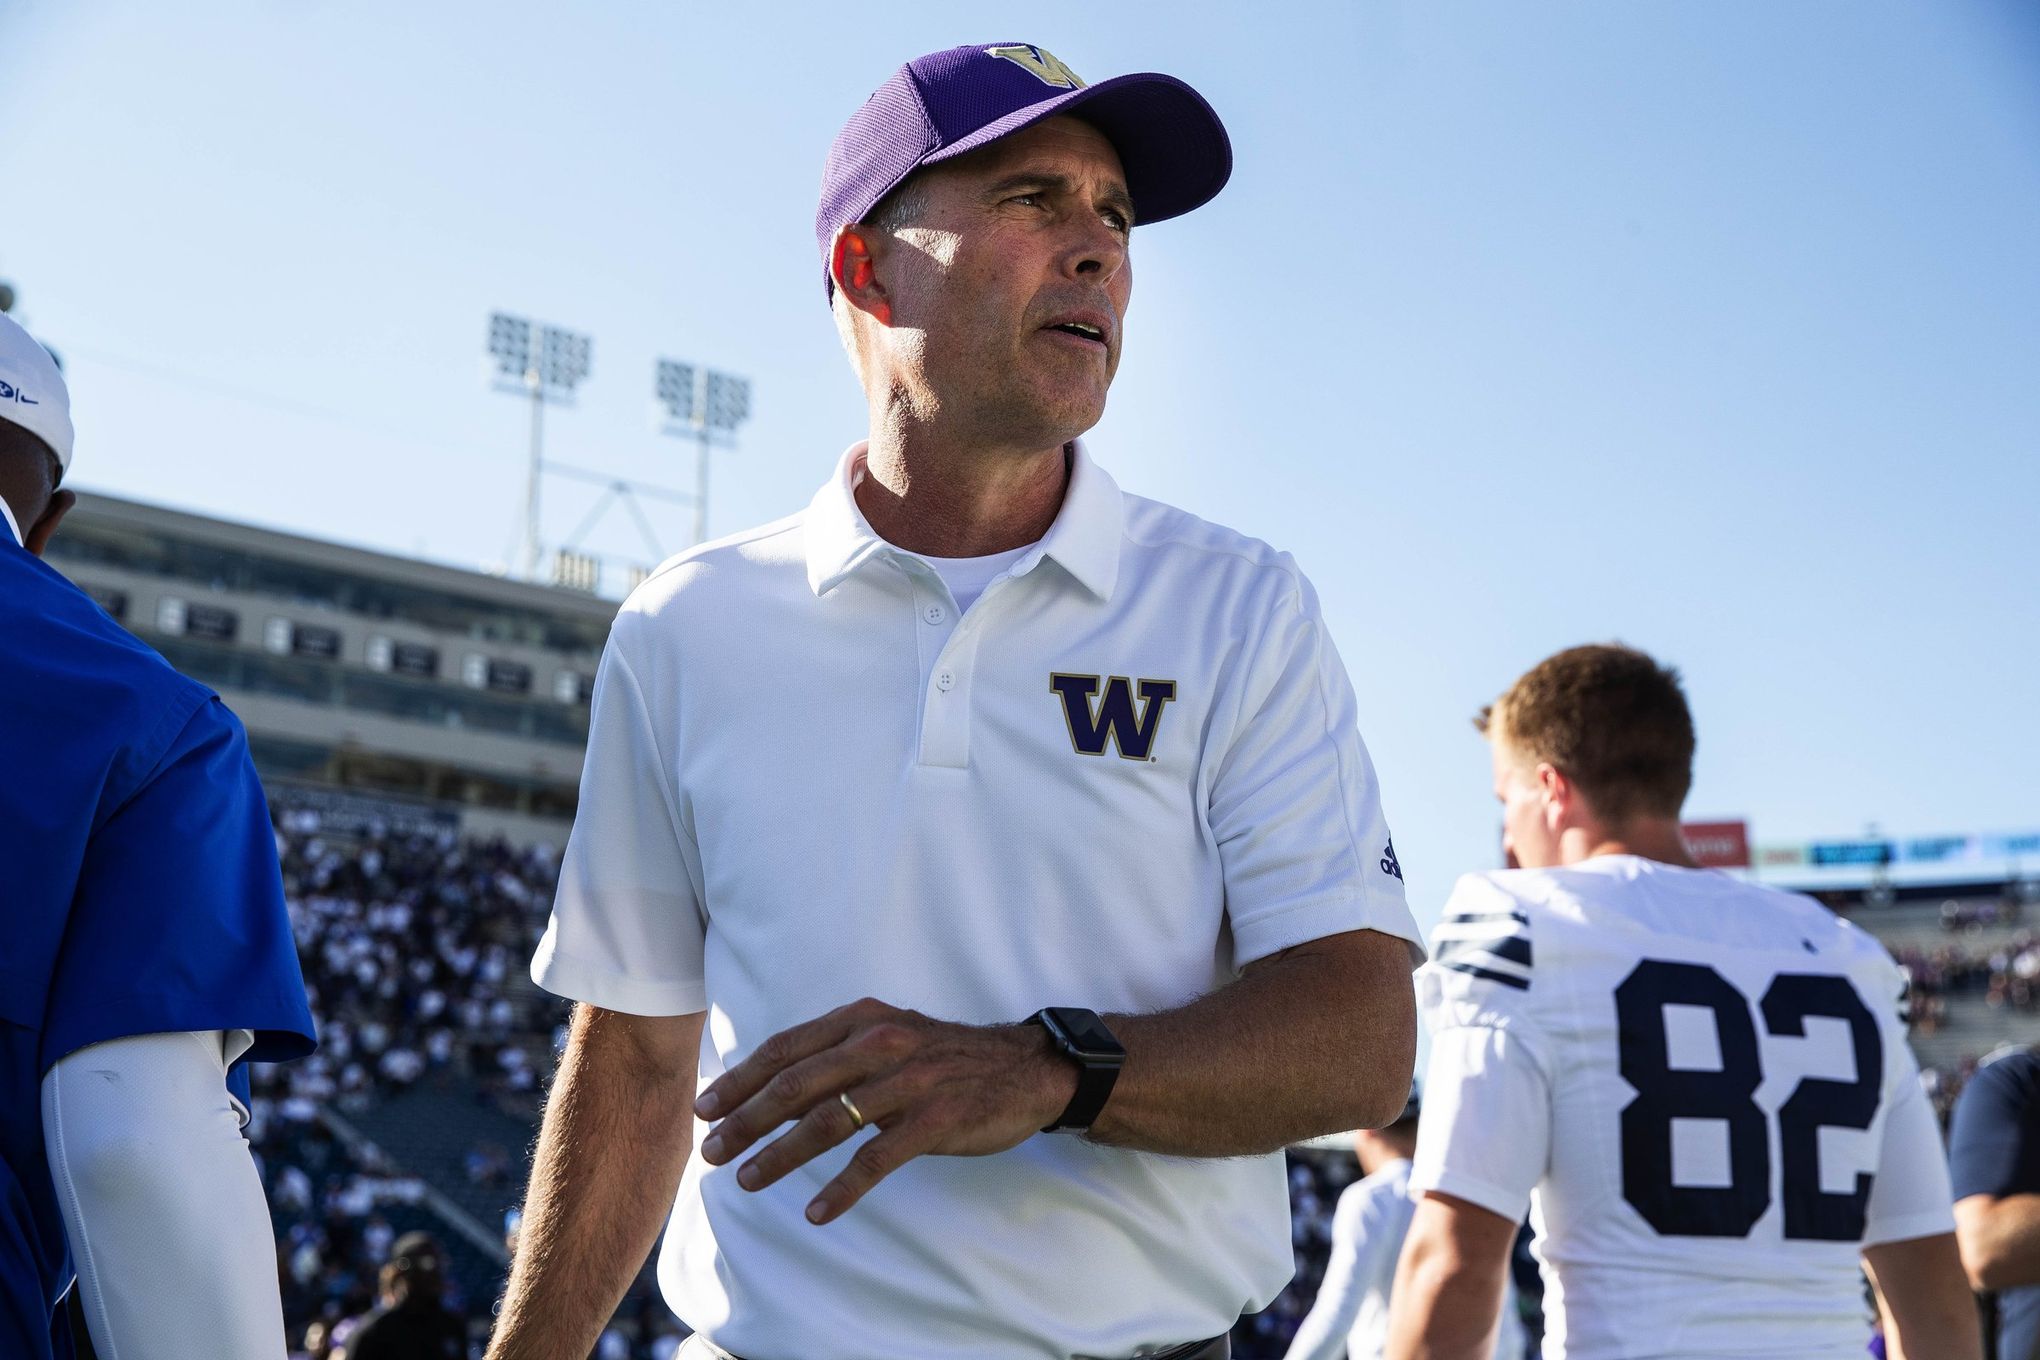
[805,439,1122,602]
[0,496,21,548]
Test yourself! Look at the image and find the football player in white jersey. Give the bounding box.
[1383,645,1978,1360]
[1282,1090,1525,1360]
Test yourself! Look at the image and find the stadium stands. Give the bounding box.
[254,801,686,1359]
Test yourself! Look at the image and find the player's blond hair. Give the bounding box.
[1477,643,1695,822]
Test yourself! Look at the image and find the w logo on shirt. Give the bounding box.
[1050,673,1176,761]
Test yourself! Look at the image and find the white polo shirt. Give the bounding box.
[532,440,1421,1360]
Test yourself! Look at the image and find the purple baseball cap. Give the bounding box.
[816,42,1232,293]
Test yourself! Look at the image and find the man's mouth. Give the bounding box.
[1043,315,1110,351]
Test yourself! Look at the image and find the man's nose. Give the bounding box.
[1063,216,1128,284]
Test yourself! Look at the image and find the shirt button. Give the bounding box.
[923,604,946,625]
[936,670,955,692]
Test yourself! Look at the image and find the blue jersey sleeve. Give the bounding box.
[39,697,317,1075]
[1949,1050,2040,1202]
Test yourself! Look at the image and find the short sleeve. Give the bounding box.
[1410,879,1551,1222]
[1208,568,1421,968]
[1950,1052,2040,1202]
[41,699,315,1074]
[531,615,708,1015]
[1409,1026,1551,1224]
[1863,1061,1956,1246]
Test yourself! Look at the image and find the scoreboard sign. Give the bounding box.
[1682,820,1751,868]
[391,642,439,678]
[291,624,342,659]
[184,603,239,642]
[485,659,533,695]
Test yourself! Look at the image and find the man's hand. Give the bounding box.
[694,998,1076,1224]
[696,928,1416,1224]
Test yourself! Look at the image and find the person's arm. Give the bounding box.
[1281,1186,1378,1360]
[485,1003,705,1360]
[1382,1193,1518,1360]
[501,613,716,1355]
[34,695,316,1360]
[1863,1233,1982,1360]
[690,926,1415,1224]
[1948,1060,2040,1289]
[1094,929,1417,1150]
[42,1030,286,1360]
[1954,1193,2040,1289]
[1389,911,1553,1360]
[1871,1275,1899,1359]
[1938,1049,2040,1292]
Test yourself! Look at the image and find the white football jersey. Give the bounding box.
[1282,1160,1525,1360]
[1410,855,1954,1360]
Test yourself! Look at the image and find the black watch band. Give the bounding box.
[1029,1007,1126,1132]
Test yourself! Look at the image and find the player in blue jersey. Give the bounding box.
[0,311,317,1359]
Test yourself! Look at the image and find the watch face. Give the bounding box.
[1047,1007,1125,1061]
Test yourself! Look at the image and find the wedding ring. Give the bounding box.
[838,1091,867,1130]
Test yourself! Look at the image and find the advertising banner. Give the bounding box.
[1682,820,1751,868]
[1809,840,1895,868]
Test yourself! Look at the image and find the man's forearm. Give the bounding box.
[487,1006,701,1360]
[692,929,1416,1221]
[1865,1233,1983,1360]
[1088,928,1416,1156]
[1383,1194,1516,1360]
[1382,1250,1504,1360]
[1955,1193,2040,1290]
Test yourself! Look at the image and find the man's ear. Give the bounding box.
[1537,762,1570,830]
[25,488,75,558]
[831,227,893,326]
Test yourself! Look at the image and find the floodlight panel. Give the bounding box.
[538,326,592,391]
[705,372,751,431]
[655,359,698,423]
[488,312,533,379]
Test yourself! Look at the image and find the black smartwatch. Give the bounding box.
[1028,1007,1126,1132]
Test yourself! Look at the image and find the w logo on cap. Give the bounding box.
[1051,673,1175,761]
[985,44,1085,89]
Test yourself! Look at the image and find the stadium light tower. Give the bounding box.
[654,360,751,546]
[487,313,592,580]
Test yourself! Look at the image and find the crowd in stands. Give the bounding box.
[262,805,567,1115]
[1889,934,2040,1026]
[249,806,592,1359]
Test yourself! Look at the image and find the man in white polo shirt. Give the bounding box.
[489,42,1423,1360]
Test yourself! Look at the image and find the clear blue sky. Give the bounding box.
[3,1,2035,932]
